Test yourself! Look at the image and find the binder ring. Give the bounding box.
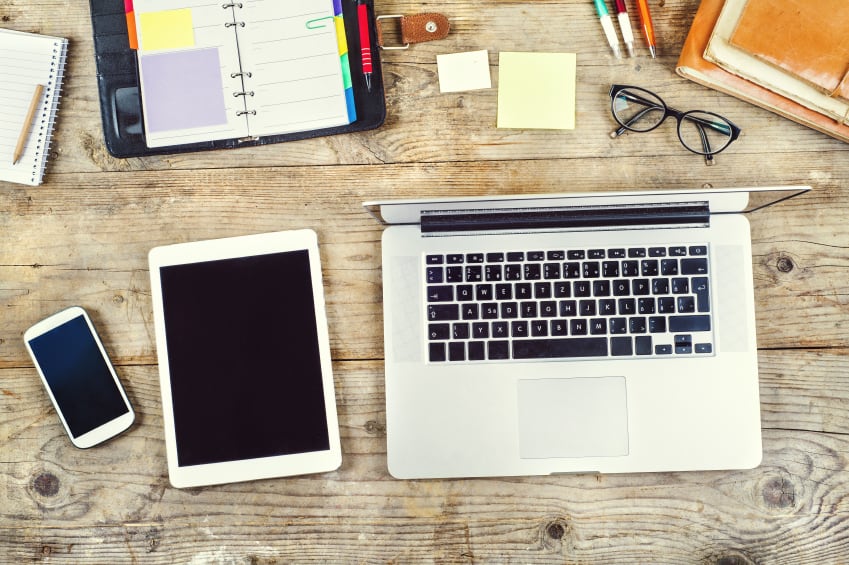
[230,71,253,78]
[225,21,246,28]
[233,91,255,97]
[237,110,256,116]
[222,3,243,8]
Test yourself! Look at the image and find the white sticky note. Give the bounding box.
[437,50,492,93]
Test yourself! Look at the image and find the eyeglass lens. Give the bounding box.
[611,88,666,132]
[611,87,735,155]
[677,111,734,155]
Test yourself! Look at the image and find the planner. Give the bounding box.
[88,0,385,157]
[133,0,356,148]
[0,29,67,185]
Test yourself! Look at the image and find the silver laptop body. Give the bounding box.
[365,186,809,479]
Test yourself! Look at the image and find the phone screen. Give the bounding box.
[27,315,130,438]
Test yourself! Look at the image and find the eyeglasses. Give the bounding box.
[608,84,741,165]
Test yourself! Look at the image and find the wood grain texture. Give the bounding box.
[2,0,849,562]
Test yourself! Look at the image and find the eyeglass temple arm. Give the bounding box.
[609,106,661,138]
[685,114,733,136]
[695,123,715,166]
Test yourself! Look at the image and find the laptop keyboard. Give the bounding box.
[425,245,714,362]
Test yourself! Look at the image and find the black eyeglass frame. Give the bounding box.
[608,84,742,159]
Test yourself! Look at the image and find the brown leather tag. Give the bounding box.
[400,13,450,44]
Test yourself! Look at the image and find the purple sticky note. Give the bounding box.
[140,48,228,133]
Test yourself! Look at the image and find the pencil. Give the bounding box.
[12,84,45,165]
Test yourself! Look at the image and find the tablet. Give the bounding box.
[148,229,341,488]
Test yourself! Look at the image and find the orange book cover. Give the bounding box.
[730,0,849,102]
[676,0,849,144]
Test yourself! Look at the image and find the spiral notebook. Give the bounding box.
[0,29,67,186]
[132,0,357,149]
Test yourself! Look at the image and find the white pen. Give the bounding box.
[613,0,635,57]
[592,0,621,59]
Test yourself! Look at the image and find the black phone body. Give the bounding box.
[23,307,135,448]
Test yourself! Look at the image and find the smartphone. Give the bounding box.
[23,306,135,448]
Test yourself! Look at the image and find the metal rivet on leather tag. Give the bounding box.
[425,21,438,33]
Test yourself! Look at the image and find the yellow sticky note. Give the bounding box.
[139,9,195,51]
[497,52,577,129]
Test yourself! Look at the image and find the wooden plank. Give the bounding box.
[4,0,848,174]
[2,0,848,563]
[1,348,848,562]
[1,165,846,367]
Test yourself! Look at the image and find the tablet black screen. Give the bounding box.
[159,250,330,467]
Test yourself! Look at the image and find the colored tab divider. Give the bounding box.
[125,0,138,49]
[333,0,357,123]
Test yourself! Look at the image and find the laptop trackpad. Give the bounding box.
[517,377,629,459]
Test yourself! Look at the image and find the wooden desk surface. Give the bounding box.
[2,1,848,563]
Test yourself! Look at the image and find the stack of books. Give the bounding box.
[677,0,849,143]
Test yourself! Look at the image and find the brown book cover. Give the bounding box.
[730,0,849,101]
[676,0,849,144]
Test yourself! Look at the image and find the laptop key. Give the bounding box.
[635,336,653,355]
[428,304,459,320]
[428,323,450,340]
[611,336,633,356]
[693,277,710,312]
[429,343,446,362]
[427,285,453,302]
[466,253,484,263]
[681,258,708,275]
[426,255,444,264]
[488,341,510,359]
[448,342,465,361]
[513,337,608,359]
[492,322,509,337]
[669,315,711,332]
[453,323,470,339]
[468,341,486,360]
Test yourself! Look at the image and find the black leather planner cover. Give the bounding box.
[88,0,386,158]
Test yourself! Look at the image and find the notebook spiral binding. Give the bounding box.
[30,39,67,184]
[222,2,254,117]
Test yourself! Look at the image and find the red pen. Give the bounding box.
[635,0,657,58]
[613,0,635,57]
[357,0,373,91]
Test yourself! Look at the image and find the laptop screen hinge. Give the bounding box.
[420,202,711,234]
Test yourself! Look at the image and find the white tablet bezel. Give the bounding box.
[148,229,341,488]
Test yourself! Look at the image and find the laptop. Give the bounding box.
[364,186,809,479]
